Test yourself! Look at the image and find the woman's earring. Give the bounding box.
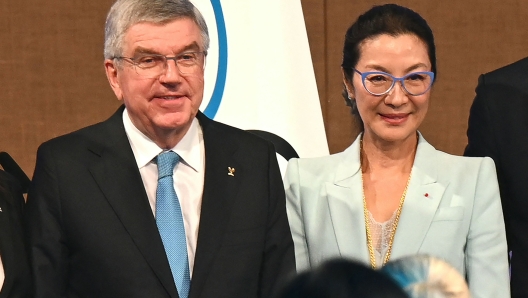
[345,87,353,100]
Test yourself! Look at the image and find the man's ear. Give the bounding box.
[341,68,355,100]
[104,59,124,101]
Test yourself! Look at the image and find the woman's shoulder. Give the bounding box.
[423,146,497,185]
[289,149,354,172]
[433,148,495,169]
[285,148,357,189]
[416,137,497,186]
[418,135,494,169]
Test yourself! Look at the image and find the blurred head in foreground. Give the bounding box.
[278,258,409,298]
[381,255,470,298]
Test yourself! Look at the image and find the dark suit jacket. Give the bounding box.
[465,56,528,298]
[25,106,295,298]
[0,170,31,298]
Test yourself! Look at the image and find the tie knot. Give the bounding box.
[157,151,179,179]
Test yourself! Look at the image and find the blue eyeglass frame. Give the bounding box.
[352,68,435,96]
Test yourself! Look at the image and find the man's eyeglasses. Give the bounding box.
[352,68,435,96]
[114,51,206,78]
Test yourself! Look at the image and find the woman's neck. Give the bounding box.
[360,132,418,174]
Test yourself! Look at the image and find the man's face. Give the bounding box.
[105,18,205,144]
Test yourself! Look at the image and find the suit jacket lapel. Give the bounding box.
[190,112,240,298]
[325,135,370,263]
[87,106,179,297]
[391,134,446,258]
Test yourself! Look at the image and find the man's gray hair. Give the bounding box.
[104,0,210,59]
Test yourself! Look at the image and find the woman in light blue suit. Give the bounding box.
[285,4,509,298]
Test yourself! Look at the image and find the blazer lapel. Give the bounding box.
[391,135,447,258]
[190,113,240,298]
[325,135,370,263]
[87,107,179,297]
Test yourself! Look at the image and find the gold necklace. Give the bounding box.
[361,141,412,269]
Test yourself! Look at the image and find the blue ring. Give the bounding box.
[203,0,228,119]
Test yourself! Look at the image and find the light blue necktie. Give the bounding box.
[156,151,191,298]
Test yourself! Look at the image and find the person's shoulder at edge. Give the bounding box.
[35,109,121,155]
[481,56,528,85]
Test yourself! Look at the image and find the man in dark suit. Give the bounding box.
[0,170,31,298]
[25,0,295,297]
[465,56,528,298]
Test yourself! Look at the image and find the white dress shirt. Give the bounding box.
[123,109,205,277]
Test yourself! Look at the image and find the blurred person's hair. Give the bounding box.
[381,255,470,298]
[277,258,409,298]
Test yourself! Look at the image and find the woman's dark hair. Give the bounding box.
[341,4,437,129]
[277,258,409,298]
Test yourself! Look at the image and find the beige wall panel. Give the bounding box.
[301,0,329,137]
[0,0,119,175]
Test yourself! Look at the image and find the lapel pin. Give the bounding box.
[424,193,429,198]
[228,167,235,176]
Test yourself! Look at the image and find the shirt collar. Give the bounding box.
[122,108,202,172]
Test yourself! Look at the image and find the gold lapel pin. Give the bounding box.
[228,167,235,176]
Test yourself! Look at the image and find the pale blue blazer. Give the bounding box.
[285,133,510,298]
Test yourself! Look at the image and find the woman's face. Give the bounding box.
[345,33,432,144]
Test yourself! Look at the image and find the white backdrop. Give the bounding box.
[190,0,329,173]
